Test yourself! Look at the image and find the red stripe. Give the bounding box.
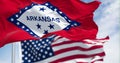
[52,40,92,47]
[54,46,103,55]
[52,38,107,47]
[54,36,63,41]
[50,52,105,63]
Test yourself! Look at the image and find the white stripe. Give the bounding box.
[53,37,108,46]
[54,48,104,55]
[94,61,103,63]
[75,58,95,62]
[54,36,61,41]
[91,56,104,62]
[52,42,103,51]
[52,37,69,45]
[84,39,108,44]
[74,56,104,63]
[62,56,104,63]
[35,49,104,63]
[62,58,93,63]
[59,60,77,63]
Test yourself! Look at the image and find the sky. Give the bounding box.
[0,0,120,63]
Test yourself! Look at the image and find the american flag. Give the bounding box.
[21,35,109,63]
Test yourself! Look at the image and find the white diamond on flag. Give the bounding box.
[8,2,80,37]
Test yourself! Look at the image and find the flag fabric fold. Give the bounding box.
[21,35,109,63]
[35,0,101,41]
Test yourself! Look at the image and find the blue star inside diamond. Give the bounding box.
[36,23,41,29]
[40,7,46,12]
[43,30,48,34]
[48,24,54,29]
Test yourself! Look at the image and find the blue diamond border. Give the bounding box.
[8,2,80,38]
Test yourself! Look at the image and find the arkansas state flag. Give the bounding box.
[0,0,38,47]
[0,0,100,47]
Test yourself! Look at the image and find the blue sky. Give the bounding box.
[0,0,120,63]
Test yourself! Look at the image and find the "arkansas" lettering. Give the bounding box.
[26,16,60,23]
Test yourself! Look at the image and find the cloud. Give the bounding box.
[94,0,120,63]
[95,0,120,38]
[104,31,120,63]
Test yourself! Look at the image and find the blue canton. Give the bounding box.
[21,35,56,63]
